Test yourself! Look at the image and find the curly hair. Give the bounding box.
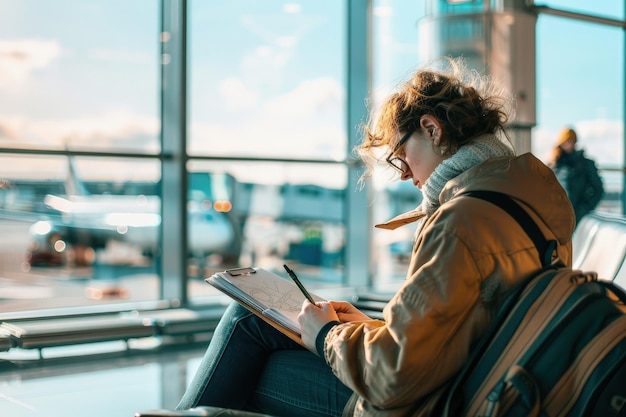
[355,57,515,181]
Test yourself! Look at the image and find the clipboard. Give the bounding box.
[206,266,325,349]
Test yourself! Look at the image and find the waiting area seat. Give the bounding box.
[572,211,626,284]
[615,260,626,289]
[571,212,603,268]
[0,328,14,352]
[1,315,156,350]
[127,306,226,337]
[350,293,389,319]
[0,306,227,354]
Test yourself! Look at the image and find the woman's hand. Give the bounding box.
[329,300,372,322]
[298,300,371,353]
[298,301,338,352]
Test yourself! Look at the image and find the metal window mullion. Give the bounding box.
[345,0,372,289]
[160,0,188,304]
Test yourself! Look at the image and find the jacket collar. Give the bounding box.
[375,208,426,230]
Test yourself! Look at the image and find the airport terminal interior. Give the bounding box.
[0,1,625,416]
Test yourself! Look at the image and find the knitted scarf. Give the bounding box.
[420,134,514,216]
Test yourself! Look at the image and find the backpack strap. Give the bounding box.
[463,190,558,267]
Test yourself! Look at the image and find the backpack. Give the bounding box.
[439,191,626,417]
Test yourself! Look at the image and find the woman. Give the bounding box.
[177,57,575,416]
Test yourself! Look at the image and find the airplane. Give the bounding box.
[25,157,238,268]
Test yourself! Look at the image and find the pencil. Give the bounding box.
[283,264,316,304]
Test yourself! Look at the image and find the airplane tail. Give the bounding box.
[66,156,90,196]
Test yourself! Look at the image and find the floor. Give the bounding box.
[0,338,208,417]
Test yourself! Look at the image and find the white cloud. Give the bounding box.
[283,3,301,14]
[1,75,349,186]
[191,76,345,157]
[0,115,27,142]
[262,77,344,119]
[0,110,159,151]
[0,39,61,85]
[190,119,345,160]
[574,119,623,166]
[219,77,259,111]
[240,12,324,48]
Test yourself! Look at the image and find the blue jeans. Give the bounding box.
[177,302,353,417]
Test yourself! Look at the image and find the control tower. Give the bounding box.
[418,0,537,153]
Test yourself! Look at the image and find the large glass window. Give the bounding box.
[187,160,347,298]
[187,0,348,298]
[188,1,346,160]
[0,0,159,153]
[1,155,161,311]
[0,0,160,313]
[531,5,624,214]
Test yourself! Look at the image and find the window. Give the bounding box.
[0,0,160,312]
[532,9,624,213]
[186,0,351,299]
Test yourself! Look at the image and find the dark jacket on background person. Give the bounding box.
[553,149,604,224]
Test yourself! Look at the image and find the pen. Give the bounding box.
[283,264,316,304]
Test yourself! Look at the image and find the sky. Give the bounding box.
[0,0,623,191]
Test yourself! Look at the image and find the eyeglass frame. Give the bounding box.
[386,130,414,174]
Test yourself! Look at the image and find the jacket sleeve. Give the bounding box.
[323,225,485,409]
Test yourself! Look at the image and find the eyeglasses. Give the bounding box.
[386,130,413,174]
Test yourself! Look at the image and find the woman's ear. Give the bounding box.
[419,115,443,145]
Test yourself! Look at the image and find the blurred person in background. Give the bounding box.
[549,127,604,225]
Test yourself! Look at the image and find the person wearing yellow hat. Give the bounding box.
[550,126,604,225]
[549,128,577,164]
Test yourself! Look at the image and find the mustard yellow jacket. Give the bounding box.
[325,153,575,416]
